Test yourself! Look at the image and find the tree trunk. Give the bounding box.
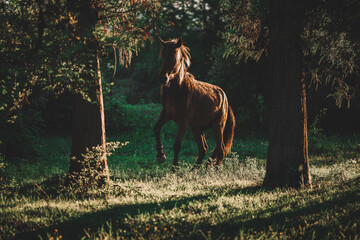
[263,0,311,188]
[69,53,109,183]
[68,0,109,184]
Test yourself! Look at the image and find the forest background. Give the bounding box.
[1,0,360,239]
[1,0,359,162]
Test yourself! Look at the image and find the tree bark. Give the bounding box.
[263,0,311,188]
[68,0,109,183]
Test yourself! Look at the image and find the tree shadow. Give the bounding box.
[14,194,207,239]
[13,185,265,239]
[207,177,360,239]
[14,178,360,239]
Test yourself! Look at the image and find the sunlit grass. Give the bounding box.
[1,135,360,239]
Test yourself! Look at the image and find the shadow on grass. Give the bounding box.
[14,178,360,239]
[208,177,360,239]
[13,185,264,240]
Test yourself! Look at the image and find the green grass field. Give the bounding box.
[1,121,360,239]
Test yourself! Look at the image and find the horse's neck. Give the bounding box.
[169,73,190,89]
[161,73,191,98]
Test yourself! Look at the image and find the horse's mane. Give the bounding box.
[161,38,193,83]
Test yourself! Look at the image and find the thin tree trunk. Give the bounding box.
[263,0,311,188]
[68,0,109,184]
[97,52,109,182]
[69,53,109,183]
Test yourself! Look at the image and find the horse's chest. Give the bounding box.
[161,89,187,120]
[163,98,186,119]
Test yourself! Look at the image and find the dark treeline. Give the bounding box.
[1,0,359,162]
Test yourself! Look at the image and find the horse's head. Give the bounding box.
[158,37,190,86]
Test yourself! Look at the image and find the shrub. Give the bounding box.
[64,141,128,199]
[105,96,162,135]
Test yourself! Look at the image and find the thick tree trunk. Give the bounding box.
[263,0,311,188]
[68,0,109,183]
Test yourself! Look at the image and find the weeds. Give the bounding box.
[63,141,128,200]
[0,135,360,240]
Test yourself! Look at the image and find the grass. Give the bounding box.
[1,126,360,239]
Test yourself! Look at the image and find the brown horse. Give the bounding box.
[154,38,235,169]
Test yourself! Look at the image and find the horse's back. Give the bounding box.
[187,79,228,127]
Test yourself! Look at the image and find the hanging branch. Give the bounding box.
[112,44,117,77]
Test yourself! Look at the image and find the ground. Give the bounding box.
[1,133,360,239]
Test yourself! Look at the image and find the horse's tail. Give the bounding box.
[224,105,235,155]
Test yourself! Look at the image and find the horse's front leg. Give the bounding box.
[172,122,188,170]
[154,109,169,163]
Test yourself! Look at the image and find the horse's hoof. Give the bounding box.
[205,158,215,168]
[190,164,201,171]
[157,155,166,164]
[171,165,179,172]
[214,164,223,171]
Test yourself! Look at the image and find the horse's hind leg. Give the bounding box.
[210,122,226,166]
[154,109,169,163]
[172,122,188,170]
[191,127,208,166]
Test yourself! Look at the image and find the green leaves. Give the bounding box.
[221,0,269,63]
[303,3,360,108]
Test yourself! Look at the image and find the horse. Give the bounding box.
[154,37,235,169]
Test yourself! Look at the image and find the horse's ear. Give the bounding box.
[159,36,166,46]
[175,38,183,48]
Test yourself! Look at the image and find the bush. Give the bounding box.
[0,112,39,162]
[65,141,128,199]
[105,96,162,135]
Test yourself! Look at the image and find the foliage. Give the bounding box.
[2,0,358,159]
[101,0,227,104]
[208,46,269,136]
[94,0,162,72]
[308,108,327,147]
[220,0,360,108]
[0,110,38,161]
[0,0,161,160]
[0,0,82,160]
[303,0,360,107]
[100,0,271,136]
[105,97,162,135]
[221,0,269,63]
[64,141,128,199]
[0,87,56,161]
[0,0,78,116]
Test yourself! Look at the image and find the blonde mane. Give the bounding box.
[160,38,192,83]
